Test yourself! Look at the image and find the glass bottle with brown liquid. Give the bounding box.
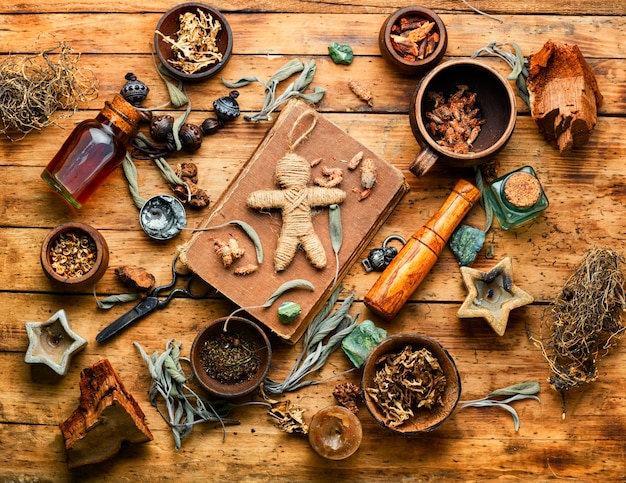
[41,94,145,209]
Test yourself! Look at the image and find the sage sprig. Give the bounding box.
[134,339,269,449]
[223,59,325,122]
[459,381,541,431]
[263,284,358,394]
[472,41,529,106]
[329,204,342,286]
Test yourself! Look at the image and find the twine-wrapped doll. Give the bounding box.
[247,111,346,271]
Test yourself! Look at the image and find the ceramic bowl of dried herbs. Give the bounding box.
[190,316,272,399]
[378,6,448,76]
[154,2,233,82]
[408,58,517,177]
[40,222,109,291]
[361,333,461,435]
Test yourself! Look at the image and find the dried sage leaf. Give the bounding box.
[487,381,540,398]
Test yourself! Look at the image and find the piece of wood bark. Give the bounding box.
[59,359,153,469]
[526,40,603,154]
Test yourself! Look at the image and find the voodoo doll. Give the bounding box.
[247,111,346,271]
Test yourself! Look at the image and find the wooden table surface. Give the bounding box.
[1,1,625,481]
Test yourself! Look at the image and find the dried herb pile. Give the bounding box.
[426,85,484,154]
[200,331,262,384]
[0,42,98,140]
[533,247,626,415]
[366,346,446,428]
[157,9,223,74]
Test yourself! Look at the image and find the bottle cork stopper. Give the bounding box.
[503,172,541,209]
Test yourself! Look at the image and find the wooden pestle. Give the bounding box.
[364,179,481,320]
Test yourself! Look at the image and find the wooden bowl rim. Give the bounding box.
[154,2,233,82]
[40,222,109,287]
[379,6,448,73]
[190,316,272,398]
[361,333,461,435]
[410,58,517,162]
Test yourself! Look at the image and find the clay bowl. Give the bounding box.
[361,333,461,435]
[40,222,109,291]
[154,2,233,82]
[190,316,272,399]
[378,6,447,76]
[408,58,517,177]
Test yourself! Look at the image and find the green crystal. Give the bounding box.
[328,42,354,65]
[341,319,387,368]
[277,301,301,325]
[450,224,485,267]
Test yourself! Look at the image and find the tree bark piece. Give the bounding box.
[526,40,603,154]
[59,359,153,469]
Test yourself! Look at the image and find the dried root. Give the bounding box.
[0,41,98,140]
[214,237,245,267]
[531,247,626,416]
[348,79,373,107]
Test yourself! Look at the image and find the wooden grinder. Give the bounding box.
[365,179,481,320]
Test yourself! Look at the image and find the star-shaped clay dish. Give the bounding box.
[457,257,533,336]
[25,309,87,376]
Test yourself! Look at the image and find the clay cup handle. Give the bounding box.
[409,147,439,177]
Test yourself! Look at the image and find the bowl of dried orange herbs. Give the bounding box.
[378,6,447,76]
[40,222,109,291]
[361,333,461,435]
[154,2,233,82]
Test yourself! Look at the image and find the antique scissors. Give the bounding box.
[96,254,210,343]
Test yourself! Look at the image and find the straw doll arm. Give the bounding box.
[307,187,347,207]
[247,190,286,210]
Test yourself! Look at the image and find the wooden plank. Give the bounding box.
[1,0,624,15]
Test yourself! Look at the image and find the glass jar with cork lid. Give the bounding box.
[485,166,549,230]
[41,94,147,209]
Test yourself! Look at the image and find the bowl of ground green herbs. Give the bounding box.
[190,316,272,398]
[361,333,461,435]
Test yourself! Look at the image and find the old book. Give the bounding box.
[181,99,408,343]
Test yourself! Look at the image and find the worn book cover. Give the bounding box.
[181,99,408,343]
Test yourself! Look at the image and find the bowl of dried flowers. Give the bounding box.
[40,222,109,291]
[378,6,447,76]
[408,58,517,177]
[361,333,461,435]
[154,2,233,82]
[190,316,272,399]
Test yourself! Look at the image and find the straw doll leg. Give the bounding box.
[275,234,300,271]
[300,232,327,269]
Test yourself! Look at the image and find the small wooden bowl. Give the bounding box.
[361,333,461,435]
[190,316,272,399]
[154,2,233,82]
[41,222,109,291]
[408,58,517,177]
[378,6,447,76]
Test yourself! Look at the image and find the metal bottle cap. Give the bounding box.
[139,194,187,240]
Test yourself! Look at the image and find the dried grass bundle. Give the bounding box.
[0,41,98,140]
[532,247,626,416]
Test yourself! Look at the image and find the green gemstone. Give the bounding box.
[450,224,485,267]
[328,42,354,65]
[277,301,302,325]
[341,319,387,368]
